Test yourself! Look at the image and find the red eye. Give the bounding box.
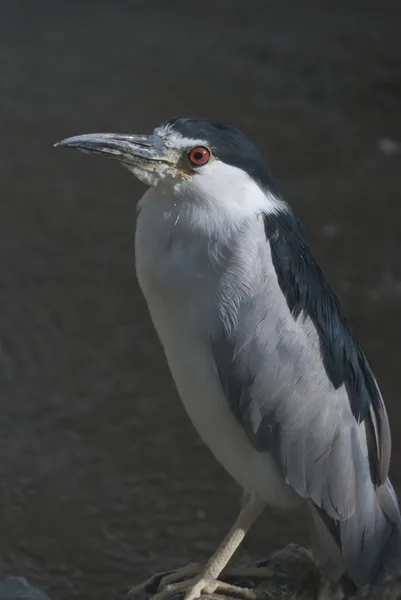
[188,146,211,166]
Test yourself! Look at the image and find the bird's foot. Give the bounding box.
[152,574,260,600]
[163,575,217,600]
[129,563,273,600]
[128,564,201,599]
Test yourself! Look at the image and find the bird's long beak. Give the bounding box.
[54,133,172,169]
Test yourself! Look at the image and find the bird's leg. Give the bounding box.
[147,497,267,600]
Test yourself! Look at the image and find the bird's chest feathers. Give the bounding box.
[135,200,224,328]
[135,190,271,344]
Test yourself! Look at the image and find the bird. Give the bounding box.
[55,117,401,599]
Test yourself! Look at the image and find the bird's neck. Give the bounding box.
[137,180,286,243]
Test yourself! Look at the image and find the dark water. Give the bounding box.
[0,1,400,598]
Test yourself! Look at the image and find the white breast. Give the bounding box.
[134,187,300,509]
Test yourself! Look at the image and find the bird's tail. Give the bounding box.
[310,477,401,587]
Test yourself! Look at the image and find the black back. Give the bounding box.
[263,210,379,424]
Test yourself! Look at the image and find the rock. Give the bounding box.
[0,578,51,600]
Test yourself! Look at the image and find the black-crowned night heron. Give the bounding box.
[56,118,401,599]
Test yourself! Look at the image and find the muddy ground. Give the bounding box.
[0,1,400,599]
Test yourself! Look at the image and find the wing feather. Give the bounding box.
[211,209,391,519]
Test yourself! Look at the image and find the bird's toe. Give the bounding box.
[129,564,270,600]
[183,576,217,600]
[159,564,203,589]
[128,570,176,598]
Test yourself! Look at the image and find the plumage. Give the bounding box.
[56,117,401,594]
[136,177,399,585]
[263,210,391,484]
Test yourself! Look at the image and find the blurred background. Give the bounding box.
[0,1,400,599]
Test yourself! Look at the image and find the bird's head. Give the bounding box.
[56,117,279,195]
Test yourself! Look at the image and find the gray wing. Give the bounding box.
[211,212,391,521]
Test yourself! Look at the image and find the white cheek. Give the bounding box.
[173,161,284,225]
